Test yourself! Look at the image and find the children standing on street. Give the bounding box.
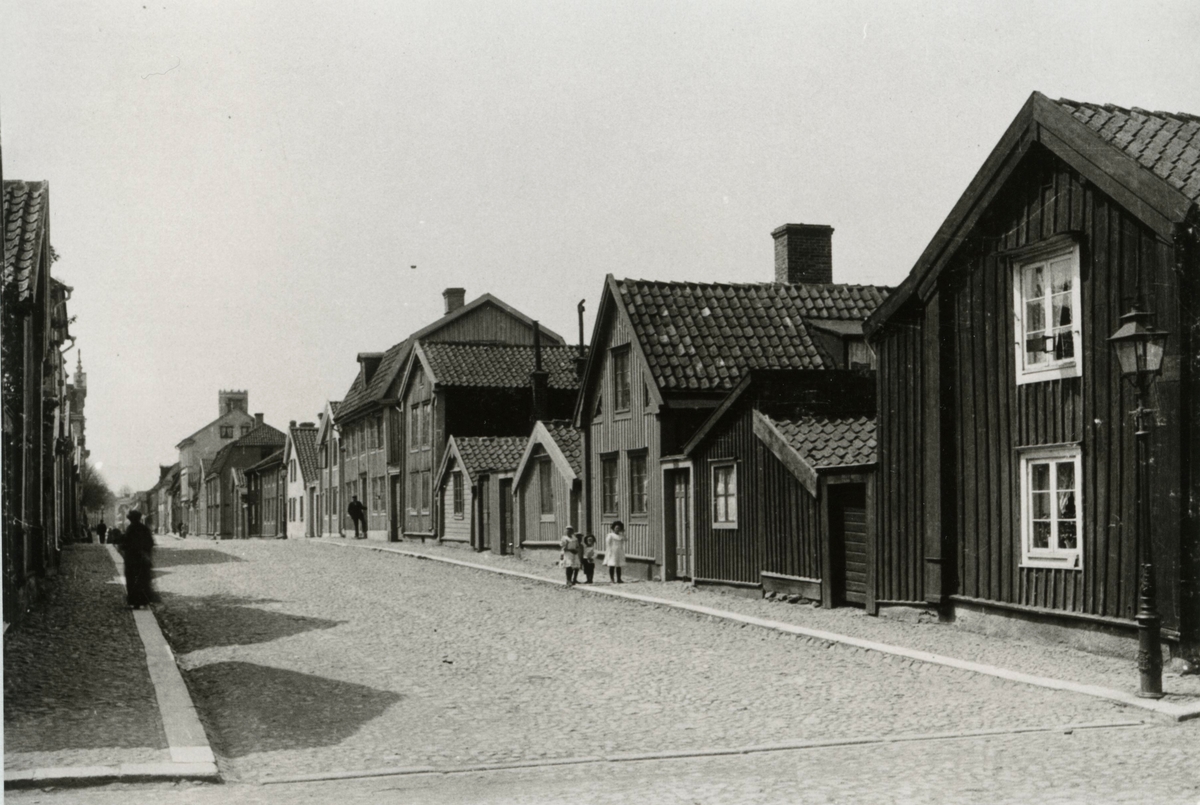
[560,526,581,586]
[604,521,627,583]
[580,534,597,584]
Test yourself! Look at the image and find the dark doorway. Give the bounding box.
[829,483,867,606]
[479,476,491,551]
[663,469,692,581]
[389,476,401,542]
[498,478,513,555]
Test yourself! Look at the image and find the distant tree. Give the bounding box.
[81,461,115,512]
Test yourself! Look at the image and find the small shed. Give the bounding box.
[512,420,584,564]
[435,435,527,554]
[684,370,877,606]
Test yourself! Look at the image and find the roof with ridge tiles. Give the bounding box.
[1057,98,1200,202]
[452,436,528,483]
[288,424,319,483]
[3,181,49,302]
[617,279,889,392]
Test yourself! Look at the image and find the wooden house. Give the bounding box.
[574,231,888,580]
[398,338,581,539]
[334,288,567,541]
[315,401,343,536]
[176,390,257,535]
[863,92,1200,659]
[434,435,528,553]
[245,449,285,538]
[204,418,286,538]
[283,421,319,539]
[683,371,876,604]
[511,420,585,564]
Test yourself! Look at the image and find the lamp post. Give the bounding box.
[1108,304,1169,699]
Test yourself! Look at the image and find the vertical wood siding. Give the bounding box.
[878,146,1183,628]
[587,311,661,561]
[693,406,821,584]
[440,468,472,542]
[424,305,558,345]
[515,449,577,543]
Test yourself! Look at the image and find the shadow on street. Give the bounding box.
[184,661,403,757]
[155,593,344,653]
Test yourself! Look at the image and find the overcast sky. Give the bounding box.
[4,1,1199,492]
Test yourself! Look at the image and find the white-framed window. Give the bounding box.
[612,348,631,411]
[629,453,647,515]
[452,472,464,518]
[601,456,619,514]
[712,462,738,529]
[1019,445,1082,569]
[538,459,555,518]
[1013,242,1082,384]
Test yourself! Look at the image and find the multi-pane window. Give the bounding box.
[1015,245,1081,383]
[220,425,234,438]
[289,459,296,482]
[421,402,432,448]
[612,348,631,411]
[712,463,737,528]
[601,457,619,514]
[539,460,555,516]
[299,495,304,521]
[376,415,384,451]
[1021,447,1082,568]
[629,454,647,514]
[453,472,464,518]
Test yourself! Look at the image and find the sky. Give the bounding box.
[3,1,1199,492]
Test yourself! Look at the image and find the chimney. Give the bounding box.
[575,299,589,379]
[530,321,549,424]
[443,287,466,314]
[289,420,297,429]
[772,224,833,284]
[255,412,264,426]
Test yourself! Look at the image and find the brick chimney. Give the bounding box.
[772,224,833,284]
[443,287,466,314]
[255,412,264,426]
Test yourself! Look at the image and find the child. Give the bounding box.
[559,526,581,586]
[580,534,597,584]
[604,521,627,583]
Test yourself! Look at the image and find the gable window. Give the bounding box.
[220,425,234,439]
[1020,445,1082,569]
[1014,243,1081,384]
[452,472,465,518]
[539,459,555,517]
[612,348,631,411]
[712,462,738,529]
[601,456,619,514]
[847,338,875,370]
[629,453,647,515]
[289,459,296,483]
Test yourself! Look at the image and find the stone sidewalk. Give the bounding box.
[335,538,1200,711]
[3,544,218,788]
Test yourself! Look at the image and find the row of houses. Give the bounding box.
[143,92,1200,663]
[3,180,92,625]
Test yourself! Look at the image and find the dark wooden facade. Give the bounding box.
[866,93,1200,655]
[685,371,876,605]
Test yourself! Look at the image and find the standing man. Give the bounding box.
[95,519,108,544]
[347,495,367,539]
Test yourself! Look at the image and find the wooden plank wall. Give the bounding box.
[693,406,821,585]
[424,304,542,344]
[440,467,472,542]
[874,315,926,603]
[587,310,660,561]
[941,148,1182,627]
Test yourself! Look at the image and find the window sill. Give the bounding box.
[713,522,738,531]
[1020,555,1082,570]
[539,514,556,522]
[1015,364,1080,386]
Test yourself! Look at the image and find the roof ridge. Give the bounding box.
[618,277,891,291]
[1057,96,1200,124]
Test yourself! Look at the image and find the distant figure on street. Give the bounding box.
[581,534,597,584]
[604,521,627,584]
[348,495,367,539]
[95,520,108,544]
[559,526,581,586]
[120,510,156,609]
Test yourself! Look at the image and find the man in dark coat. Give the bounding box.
[121,510,156,608]
[95,520,108,544]
[347,495,367,539]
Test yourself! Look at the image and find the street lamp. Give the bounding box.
[1108,304,1169,699]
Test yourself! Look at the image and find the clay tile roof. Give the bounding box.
[766,414,876,468]
[235,422,287,448]
[245,448,284,475]
[454,436,528,483]
[421,343,582,390]
[208,443,235,478]
[1057,98,1200,202]
[617,280,888,392]
[3,180,49,302]
[541,420,583,476]
[288,424,319,483]
[328,400,342,416]
[338,338,413,423]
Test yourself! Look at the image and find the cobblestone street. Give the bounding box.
[8,535,1186,802]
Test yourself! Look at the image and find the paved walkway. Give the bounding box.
[3,543,218,788]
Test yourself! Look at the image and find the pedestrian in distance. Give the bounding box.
[119,510,157,609]
[604,521,627,584]
[580,534,597,584]
[348,495,367,539]
[95,519,108,544]
[559,526,581,586]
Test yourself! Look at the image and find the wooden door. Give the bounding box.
[498,478,512,555]
[480,475,491,551]
[829,484,868,606]
[672,471,692,580]
[389,476,401,542]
